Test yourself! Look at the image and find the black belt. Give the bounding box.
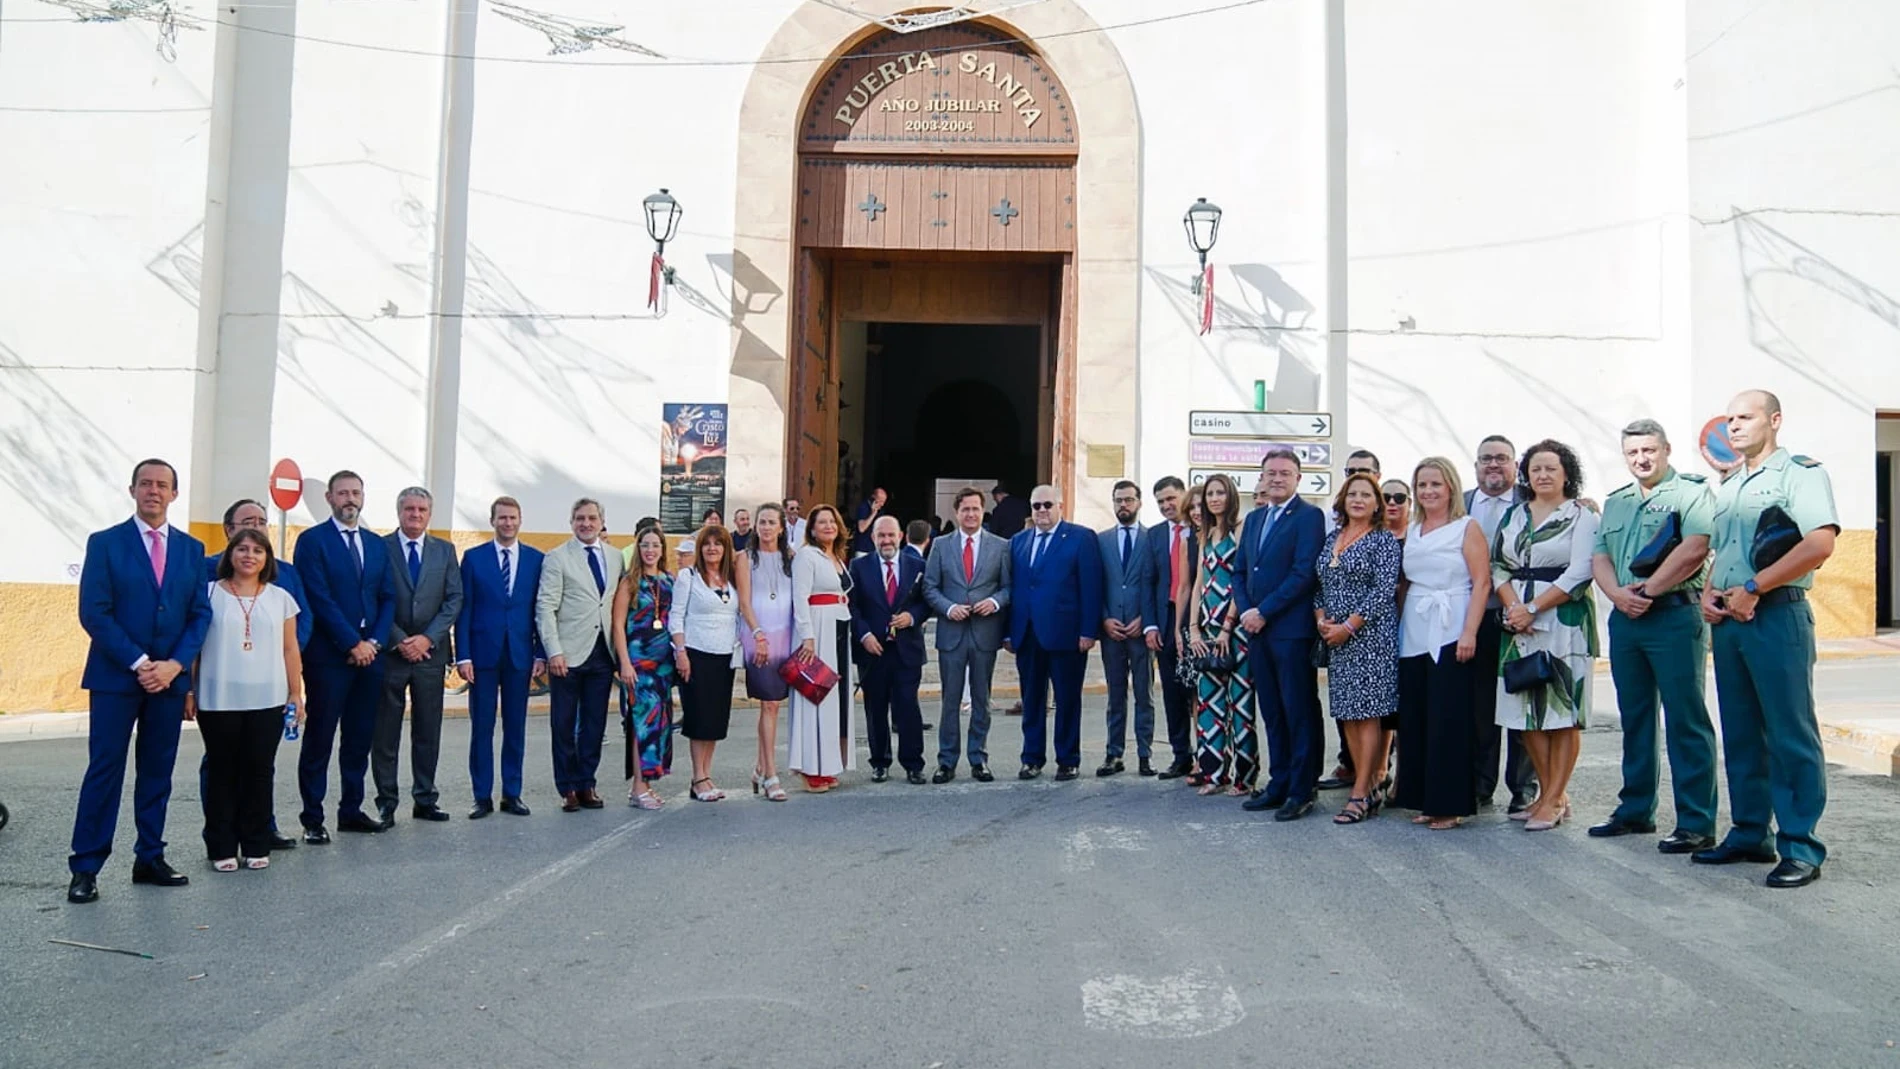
[1645,590,1698,609]
[1758,587,1807,607]
[1508,567,1565,583]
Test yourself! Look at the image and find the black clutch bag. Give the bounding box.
[1188,647,1236,674]
[1628,512,1681,578]
[1501,649,1557,695]
[1310,638,1331,668]
[1751,506,1803,571]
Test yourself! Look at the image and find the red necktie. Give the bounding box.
[885,560,899,604]
[148,529,166,585]
[962,535,975,583]
[1168,524,1182,598]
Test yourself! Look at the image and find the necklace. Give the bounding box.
[225,580,261,651]
[760,554,783,600]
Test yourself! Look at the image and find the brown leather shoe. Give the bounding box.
[561,791,580,813]
[577,789,605,809]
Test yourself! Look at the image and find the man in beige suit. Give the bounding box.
[535,498,623,812]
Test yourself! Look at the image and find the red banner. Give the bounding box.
[1199,263,1214,335]
[648,252,665,311]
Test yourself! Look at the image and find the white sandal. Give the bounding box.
[211,858,239,873]
[242,856,269,870]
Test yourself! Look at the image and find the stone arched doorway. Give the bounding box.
[727,2,1140,528]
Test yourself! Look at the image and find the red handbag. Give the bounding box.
[779,654,839,704]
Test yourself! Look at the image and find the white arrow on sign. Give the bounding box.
[1189,410,1332,439]
[1301,471,1333,496]
[1188,469,1335,498]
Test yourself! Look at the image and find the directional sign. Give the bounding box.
[1190,410,1332,439]
[1189,469,1334,498]
[1187,439,1332,469]
[269,458,303,511]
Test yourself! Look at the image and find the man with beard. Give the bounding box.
[1095,480,1155,776]
[1464,436,1540,814]
[850,516,932,783]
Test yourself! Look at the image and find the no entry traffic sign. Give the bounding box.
[269,458,303,511]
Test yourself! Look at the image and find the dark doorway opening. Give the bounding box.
[839,321,1041,529]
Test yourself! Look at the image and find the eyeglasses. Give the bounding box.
[1384,493,1409,505]
[1030,501,1057,511]
[1477,454,1513,465]
[1112,496,1139,506]
[1345,466,1375,476]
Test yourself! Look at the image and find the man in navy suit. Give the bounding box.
[1233,450,1326,821]
[1007,484,1103,781]
[850,516,933,783]
[67,458,214,903]
[199,498,309,852]
[293,470,396,841]
[1141,476,1197,778]
[455,496,545,818]
[1096,480,1155,777]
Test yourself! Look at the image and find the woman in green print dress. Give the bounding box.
[1491,439,1600,833]
[1185,474,1256,796]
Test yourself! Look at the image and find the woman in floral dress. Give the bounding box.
[1491,439,1600,832]
[1184,474,1255,795]
[612,527,674,809]
[1315,473,1404,824]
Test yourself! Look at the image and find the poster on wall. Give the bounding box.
[659,403,728,535]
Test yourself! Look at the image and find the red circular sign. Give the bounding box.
[269,458,303,511]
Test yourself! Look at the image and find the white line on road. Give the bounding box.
[1080,968,1246,1038]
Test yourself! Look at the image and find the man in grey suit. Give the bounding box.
[923,486,1011,783]
[537,497,624,811]
[1096,480,1156,776]
[374,486,464,826]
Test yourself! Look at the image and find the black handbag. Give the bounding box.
[1751,506,1803,571]
[1501,649,1557,694]
[1628,512,1681,578]
[1188,646,1236,674]
[1310,638,1330,668]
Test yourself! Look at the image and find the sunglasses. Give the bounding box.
[1385,493,1409,505]
[1030,501,1058,511]
[1345,466,1376,476]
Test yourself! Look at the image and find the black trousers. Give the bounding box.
[1153,603,1194,764]
[199,707,285,859]
[1473,609,1538,802]
[862,656,925,773]
[1396,647,1477,817]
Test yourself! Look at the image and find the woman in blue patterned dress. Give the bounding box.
[1185,474,1256,796]
[1314,472,1403,824]
[612,527,675,810]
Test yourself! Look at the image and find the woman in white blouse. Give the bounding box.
[189,528,302,871]
[1394,458,1492,830]
[670,525,744,802]
[787,504,855,792]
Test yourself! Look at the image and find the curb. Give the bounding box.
[1818,719,1900,778]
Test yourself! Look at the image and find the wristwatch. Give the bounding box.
[367,639,382,653]
[1743,578,1760,597]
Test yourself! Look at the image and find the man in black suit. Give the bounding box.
[375,486,464,827]
[986,481,1031,538]
[850,516,933,783]
[1465,434,1540,813]
[1141,476,1197,778]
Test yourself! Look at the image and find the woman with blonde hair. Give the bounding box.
[1394,457,1491,830]
[788,503,856,791]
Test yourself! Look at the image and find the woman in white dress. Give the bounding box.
[787,504,856,792]
[189,528,303,871]
[1492,439,1601,832]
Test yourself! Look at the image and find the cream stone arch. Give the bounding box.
[726,0,1141,527]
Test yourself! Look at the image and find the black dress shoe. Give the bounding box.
[1241,790,1286,812]
[1156,760,1194,781]
[1274,798,1315,822]
[1138,758,1157,777]
[131,858,190,887]
[1657,830,1715,854]
[1691,842,1778,865]
[412,804,451,822]
[468,800,495,820]
[338,813,384,834]
[971,765,994,783]
[1587,816,1657,838]
[67,872,99,904]
[304,825,331,845]
[1096,758,1124,777]
[932,765,956,784]
[500,797,531,816]
[871,766,890,783]
[268,833,299,851]
[375,805,397,831]
[1506,794,1535,815]
[1054,765,1079,782]
[1766,859,1821,888]
[1316,775,1350,791]
[906,770,928,785]
[1018,764,1043,781]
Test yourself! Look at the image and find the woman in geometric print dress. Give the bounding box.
[1491,439,1599,832]
[1313,472,1403,824]
[1184,474,1256,796]
[612,527,675,810]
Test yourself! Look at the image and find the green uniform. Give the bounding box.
[1707,447,1838,867]
[1594,468,1718,835]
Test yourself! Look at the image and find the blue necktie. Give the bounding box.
[499,546,513,598]
[344,529,362,575]
[1121,527,1134,571]
[1258,505,1281,550]
[1032,531,1049,568]
[587,545,606,595]
[406,540,421,586]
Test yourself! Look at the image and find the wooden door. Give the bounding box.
[787,249,837,505]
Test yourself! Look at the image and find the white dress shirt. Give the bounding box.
[1471,490,1514,542]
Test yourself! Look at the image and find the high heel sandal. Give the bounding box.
[1333,797,1371,824]
[690,777,725,802]
[754,768,788,801]
[1196,780,1224,796]
[243,855,269,870]
[801,773,831,793]
[631,789,664,810]
[211,858,239,873]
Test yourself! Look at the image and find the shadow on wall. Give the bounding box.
[1144,263,1320,409]
[712,250,789,413]
[1734,212,1899,410]
[0,341,139,563]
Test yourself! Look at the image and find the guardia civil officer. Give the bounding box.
[1587,420,1719,853]
[1696,390,1838,888]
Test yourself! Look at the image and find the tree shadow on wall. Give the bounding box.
[0,340,138,562]
[709,250,789,413]
[1734,212,1897,410]
[1145,262,1321,409]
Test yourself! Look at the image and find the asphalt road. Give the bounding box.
[2,660,1899,1068]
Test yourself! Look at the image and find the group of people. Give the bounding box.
[61,388,1837,904]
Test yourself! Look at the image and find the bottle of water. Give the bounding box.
[283,702,300,741]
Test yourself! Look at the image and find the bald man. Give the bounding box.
[848,515,933,783]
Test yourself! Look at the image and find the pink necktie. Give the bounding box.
[885,560,898,604]
[147,529,166,585]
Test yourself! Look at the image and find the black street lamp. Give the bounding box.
[1183,196,1222,295]
[643,188,682,307]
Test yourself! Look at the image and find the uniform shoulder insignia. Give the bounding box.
[1678,472,1706,483]
[1792,455,1823,468]
[1610,482,1636,497]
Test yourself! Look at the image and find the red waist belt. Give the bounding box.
[808,594,847,606]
